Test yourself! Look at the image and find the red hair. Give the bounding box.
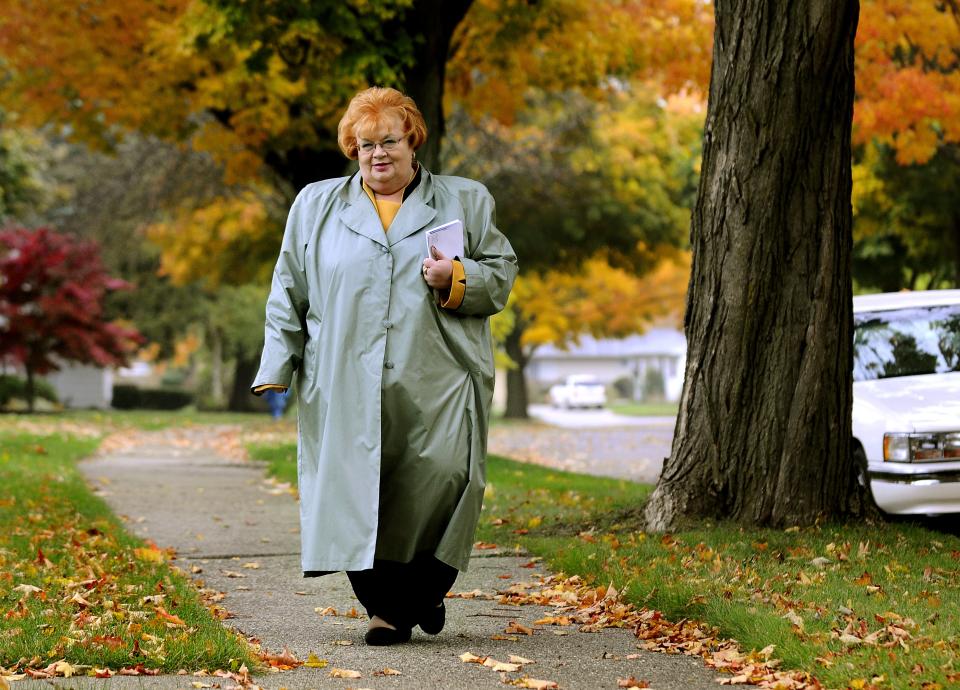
[337,87,428,159]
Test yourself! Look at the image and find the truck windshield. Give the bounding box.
[853,305,960,381]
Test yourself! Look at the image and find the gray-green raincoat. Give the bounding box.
[252,169,517,573]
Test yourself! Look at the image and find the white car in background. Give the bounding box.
[548,375,607,409]
[853,290,960,515]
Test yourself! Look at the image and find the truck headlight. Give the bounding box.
[884,432,960,462]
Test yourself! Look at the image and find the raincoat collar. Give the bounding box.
[339,168,438,248]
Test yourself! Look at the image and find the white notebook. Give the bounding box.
[424,219,465,259]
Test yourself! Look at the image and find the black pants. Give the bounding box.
[346,552,458,631]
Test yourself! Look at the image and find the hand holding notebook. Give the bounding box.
[424,219,464,259]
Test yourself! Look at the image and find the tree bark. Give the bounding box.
[209,326,225,408]
[25,363,36,413]
[228,353,260,412]
[645,0,864,530]
[399,0,473,172]
[503,321,529,419]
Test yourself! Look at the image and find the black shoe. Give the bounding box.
[418,602,445,635]
[364,625,412,646]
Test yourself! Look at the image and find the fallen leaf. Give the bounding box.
[90,635,124,650]
[515,679,559,689]
[133,547,165,563]
[260,647,302,670]
[332,639,353,646]
[155,606,186,626]
[53,662,77,678]
[304,652,328,669]
[534,616,572,626]
[315,606,338,616]
[459,652,486,664]
[374,668,402,676]
[12,584,42,597]
[505,621,534,636]
[618,678,651,689]
[242,562,260,569]
[509,655,534,665]
[483,658,520,672]
[328,668,361,679]
[783,610,804,630]
[838,633,862,647]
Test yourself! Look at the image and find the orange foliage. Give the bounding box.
[855,1,960,163]
[448,0,714,124]
[0,0,191,144]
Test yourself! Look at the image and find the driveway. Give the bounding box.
[528,403,676,429]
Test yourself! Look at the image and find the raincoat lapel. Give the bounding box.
[338,174,389,249]
[385,170,437,247]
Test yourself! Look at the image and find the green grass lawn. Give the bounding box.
[608,401,679,417]
[0,408,284,432]
[0,432,257,675]
[251,441,960,689]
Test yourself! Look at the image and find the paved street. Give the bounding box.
[488,408,676,485]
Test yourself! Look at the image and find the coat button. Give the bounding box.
[383,320,393,329]
[384,361,395,369]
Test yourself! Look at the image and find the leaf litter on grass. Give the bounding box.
[488,573,825,689]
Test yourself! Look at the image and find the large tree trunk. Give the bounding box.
[400,0,473,172]
[503,321,529,419]
[25,364,36,413]
[645,0,864,530]
[228,353,260,412]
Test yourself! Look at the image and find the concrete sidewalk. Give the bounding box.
[18,428,723,690]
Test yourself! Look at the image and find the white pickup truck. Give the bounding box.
[548,375,607,409]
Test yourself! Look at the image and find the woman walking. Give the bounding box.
[252,86,517,645]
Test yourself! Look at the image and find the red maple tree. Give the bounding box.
[0,227,142,410]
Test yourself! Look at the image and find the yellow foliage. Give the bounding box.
[146,191,280,288]
[516,250,689,352]
[138,342,162,363]
[172,332,201,368]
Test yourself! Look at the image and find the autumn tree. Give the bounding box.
[849,2,960,291]
[852,142,960,291]
[446,89,703,416]
[500,254,689,414]
[644,1,865,530]
[0,0,716,416]
[0,111,55,222]
[0,227,141,410]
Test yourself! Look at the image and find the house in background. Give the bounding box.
[1,358,114,409]
[526,328,687,402]
[45,364,114,409]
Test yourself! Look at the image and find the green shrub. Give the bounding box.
[0,374,58,405]
[111,385,193,410]
[642,367,665,400]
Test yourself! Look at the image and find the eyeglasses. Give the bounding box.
[358,136,405,154]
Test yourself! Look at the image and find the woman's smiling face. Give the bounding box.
[356,114,415,194]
